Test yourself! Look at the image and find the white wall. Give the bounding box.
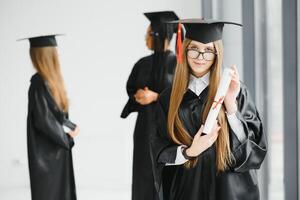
[0,0,200,199]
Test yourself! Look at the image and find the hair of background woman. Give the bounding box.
[30,47,69,112]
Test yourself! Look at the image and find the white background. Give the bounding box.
[0,0,201,199]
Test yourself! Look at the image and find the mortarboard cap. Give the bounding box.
[144,11,180,51]
[170,19,242,63]
[144,11,179,26]
[17,34,64,48]
[171,18,242,44]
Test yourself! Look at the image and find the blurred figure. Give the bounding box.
[121,11,179,200]
[24,35,79,200]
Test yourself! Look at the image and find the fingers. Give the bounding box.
[208,126,220,146]
[207,137,214,147]
[211,122,220,138]
[231,75,239,84]
[209,121,220,143]
[198,120,217,137]
[135,89,146,102]
[211,120,220,134]
[136,90,154,105]
[230,65,239,79]
[195,125,204,138]
[231,64,237,73]
[212,120,218,129]
[137,89,145,96]
[68,131,76,138]
[75,126,80,134]
[69,126,80,138]
[199,124,204,132]
[212,126,220,139]
[229,66,240,87]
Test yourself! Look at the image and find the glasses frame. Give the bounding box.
[186,48,218,61]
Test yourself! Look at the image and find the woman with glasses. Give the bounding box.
[150,19,267,200]
[121,11,180,200]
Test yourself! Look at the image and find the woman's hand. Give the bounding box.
[185,121,220,157]
[224,65,240,114]
[134,89,145,102]
[68,126,80,138]
[134,87,158,105]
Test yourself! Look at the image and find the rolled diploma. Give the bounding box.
[202,68,232,134]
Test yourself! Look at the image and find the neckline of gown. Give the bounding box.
[185,86,209,100]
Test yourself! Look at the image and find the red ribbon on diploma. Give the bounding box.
[212,96,225,109]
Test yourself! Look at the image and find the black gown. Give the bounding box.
[27,73,77,200]
[121,50,177,200]
[150,81,267,200]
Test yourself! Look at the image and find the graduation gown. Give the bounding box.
[121,50,177,200]
[27,73,77,200]
[150,82,267,200]
[216,82,267,200]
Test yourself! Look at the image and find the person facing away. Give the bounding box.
[120,11,181,200]
[23,34,80,200]
[150,19,267,200]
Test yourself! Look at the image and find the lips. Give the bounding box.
[193,61,206,65]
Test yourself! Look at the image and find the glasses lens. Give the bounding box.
[187,49,199,59]
[203,52,215,61]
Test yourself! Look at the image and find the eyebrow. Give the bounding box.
[188,44,215,52]
[205,47,215,51]
[188,44,199,49]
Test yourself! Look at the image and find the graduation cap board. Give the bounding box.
[144,11,179,25]
[17,34,64,48]
[144,11,179,37]
[174,18,242,43]
[170,18,242,63]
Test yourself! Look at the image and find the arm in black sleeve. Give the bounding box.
[32,85,73,150]
[150,96,178,195]
[121,62,142,118]
[229,83,267,172]
[63,115,77,148]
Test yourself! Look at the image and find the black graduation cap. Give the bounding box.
[170,18,242,63]
[144,11,179,38]
[17,34,64,48]
[173,18,242,44]
[144,11,179,26]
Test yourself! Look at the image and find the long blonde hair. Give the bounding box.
[30,47,69,112]
[167,38,231,172]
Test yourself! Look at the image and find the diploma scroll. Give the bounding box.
[202,68,232,134]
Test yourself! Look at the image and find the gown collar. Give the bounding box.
[188,71,210,96]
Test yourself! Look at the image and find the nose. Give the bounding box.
[196,53,205,60]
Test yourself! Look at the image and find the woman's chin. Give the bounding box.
[191,66,207,77]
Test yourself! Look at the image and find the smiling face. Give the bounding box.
[186,40,216,77]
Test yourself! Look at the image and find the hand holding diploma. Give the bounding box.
[185,121,221,158]
[224,65,241,114]
[203,65,241,134]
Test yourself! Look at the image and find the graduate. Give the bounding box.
[24,35,79,200]
[121,11,180,200]
[150,19,267,200]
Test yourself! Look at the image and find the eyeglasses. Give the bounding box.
[186,49,217,61]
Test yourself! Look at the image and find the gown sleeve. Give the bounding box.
[229,82,267,172]
[121,61,143,118]
[32,84,74,150]
[63,116,77,131]
[63,114,77,148]
[149,94,178,195]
